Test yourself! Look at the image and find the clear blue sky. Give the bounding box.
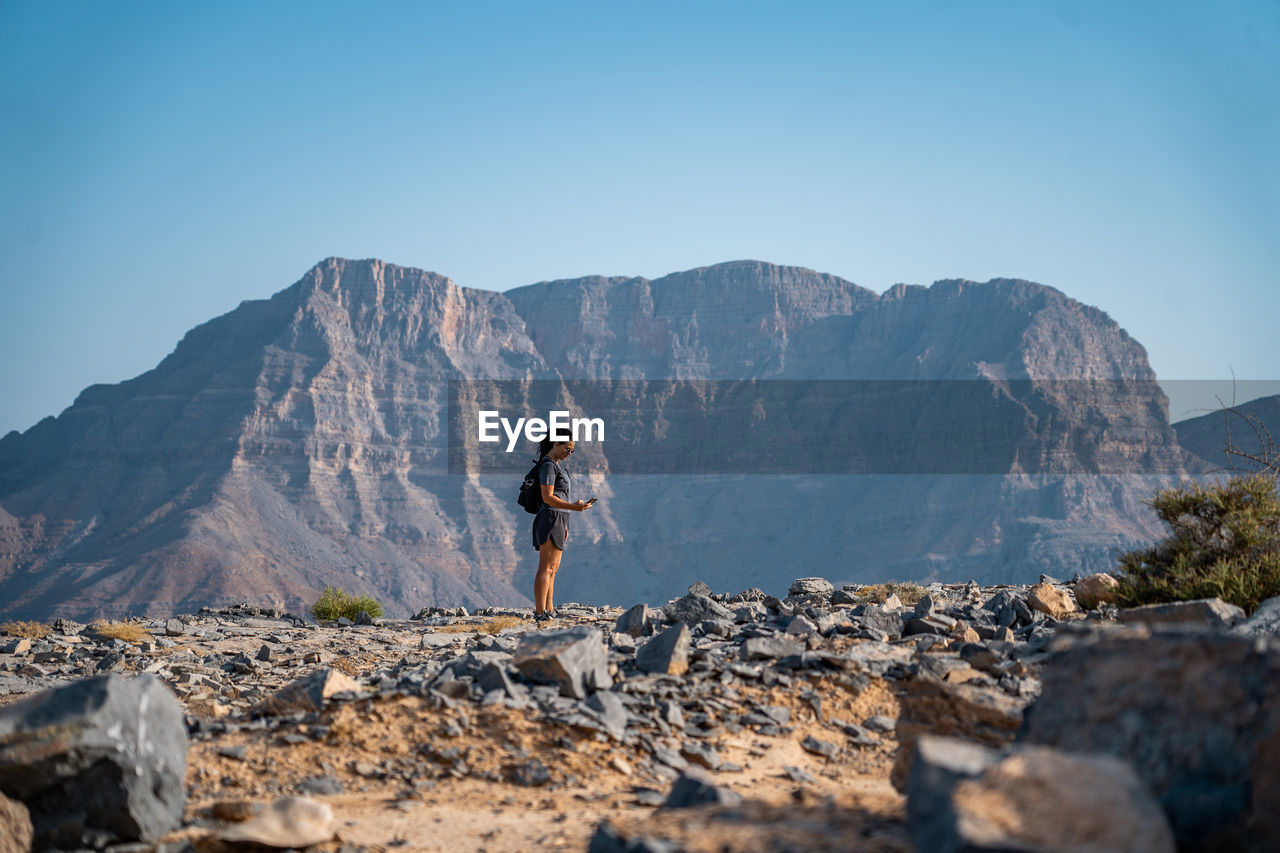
[2,0,1277,435]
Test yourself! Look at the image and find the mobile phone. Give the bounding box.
[585,497,597,506]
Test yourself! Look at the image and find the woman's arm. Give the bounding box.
[541,484,588,511]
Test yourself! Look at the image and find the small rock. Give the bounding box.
[220,797,335,848]
[729,587,767,603]
[255,644,273,662]
[788,578,834,597]
[784,614,818,636]
[0,638,30,655]
[680,742,721,770]
[740,636,803,661]
[164,619,186,637]
[860,605,904,640]
[1073,573,1120,609]
[251,668,361,716]
[662,769,743,809]
[882,593,904,610]
[687,580,713,597]
[615,604,650,637]
[1027,582,1079,620]
[588,820,679,853]
[635,624,691,676]
[801,735,839,760]
[511,758,553,787]
[700,619,733,638]
[904,617,952,637]
[513,627,612,699]
[864,714,896,733]
[585,690,631,740]
[662,593,732,627]
[782,765,818,784]
[297,775,344,796]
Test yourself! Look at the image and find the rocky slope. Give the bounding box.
[0,258,1206,619]
[1,579,1276,851]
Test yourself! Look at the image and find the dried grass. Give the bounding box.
[857,582,927,606]
[0,620,52,639]
[433,615,526,635]
[90,619,151,645]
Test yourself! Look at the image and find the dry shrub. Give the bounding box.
[857,582,927,606]
[1,620,52,639]
[434,615,525,635]
[1117,473,1280,614]
[310,586,385,621]
[90,619,150,644]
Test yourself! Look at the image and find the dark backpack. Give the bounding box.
[517,457,545,514]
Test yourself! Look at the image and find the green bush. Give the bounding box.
[310,586,385,621]
[1116,474,1280,615]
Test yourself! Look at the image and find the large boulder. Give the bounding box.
[891,679,1026,791]
[1021,626,1280,848]
[908,735,1174,853]
[1073,572,1120,609]
[513,626,612,699]
[1118,597,1245,630]
[0,674,187,848]
[1026,581,1078,620]
[0,792,32,853]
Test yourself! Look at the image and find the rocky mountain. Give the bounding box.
[0,258,1207,619]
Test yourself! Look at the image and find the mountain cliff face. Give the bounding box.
[0,258,1204,619]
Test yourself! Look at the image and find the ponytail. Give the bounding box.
[538,437,553,459]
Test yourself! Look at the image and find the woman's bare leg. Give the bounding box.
[535,540,563,614]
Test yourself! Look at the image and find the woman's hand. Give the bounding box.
[574,499,590,511]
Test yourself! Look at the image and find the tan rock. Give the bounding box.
[892,679,1027,791]
[0,791,33,853]
[951,624,981,644]
[251,668,361,716]
[882,593,904,611]
[949,747,1174,852]
[1074,572,1120,609]
[1027,582,1079,620]
[220,797,335,847]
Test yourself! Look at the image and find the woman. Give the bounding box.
[532,436,592,623]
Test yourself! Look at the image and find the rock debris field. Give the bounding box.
[1,576,1279,852]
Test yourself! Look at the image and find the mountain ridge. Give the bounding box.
[0,257,1200,619]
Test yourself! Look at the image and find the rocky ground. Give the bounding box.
[0,575,1278,852]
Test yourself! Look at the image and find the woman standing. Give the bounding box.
[532,436,592,623]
